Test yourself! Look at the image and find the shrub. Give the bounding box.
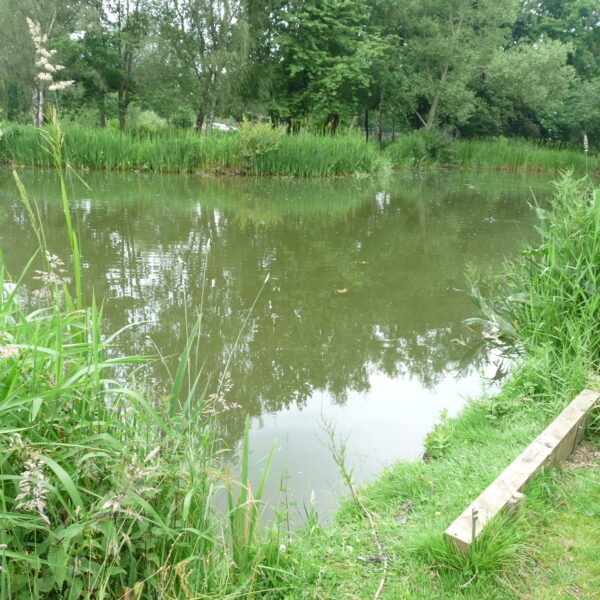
[237,118,285,170]
[386,127,457,167]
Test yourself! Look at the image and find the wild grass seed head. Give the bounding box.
[15,454,51,526]
[0,343,19,360]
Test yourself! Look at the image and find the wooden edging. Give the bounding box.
[445,388,600,554]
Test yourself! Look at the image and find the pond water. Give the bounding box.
[0,167,553,520]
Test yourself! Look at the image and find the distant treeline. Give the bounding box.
[0,0,599,147]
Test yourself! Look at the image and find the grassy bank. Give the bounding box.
[385,131,599,172]
[0,113,292,599]
[455,138,598,172]
[280,173,600,599]
[0,122,389,177]
[1,122,597,176]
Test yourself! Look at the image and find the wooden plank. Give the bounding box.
[445,388,599,554]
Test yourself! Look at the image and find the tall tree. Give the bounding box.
[105,0,148,131]
[159,0,249,134]
[400,0,519,129]
[0,0,96,123]
[271,0,378,132]
[56,28,124,127]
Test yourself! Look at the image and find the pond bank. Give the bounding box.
[1,122,597,176]
[2,121,599,597]
[280,173,600,599]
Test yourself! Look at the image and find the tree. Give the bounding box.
[0,0,96,123]
[400,0,519,130]
[105,0,148,131]
[159,0,249,134]
[271,0,379,132]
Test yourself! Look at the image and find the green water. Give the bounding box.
[0,167,553,517]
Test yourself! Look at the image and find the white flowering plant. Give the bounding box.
[26,18,74,126]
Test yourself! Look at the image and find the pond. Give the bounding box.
[0,167,553,520]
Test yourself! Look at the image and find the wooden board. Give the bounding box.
[445,388,599,554]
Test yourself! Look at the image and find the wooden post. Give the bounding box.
[445,388,599,554]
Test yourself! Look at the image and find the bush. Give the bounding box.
[170,108,193,129]
[386,127,457,167]
[128,109,167,137]
[237,118,285,169]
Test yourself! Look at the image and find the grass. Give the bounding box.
[0,122,389,177]
[2,111,600,598]
[385,134,599,172]
[279,172,600,599]
[512,442,600,599]
[2,121,596,176]
[455,138,599,173]
[0,110,293,599]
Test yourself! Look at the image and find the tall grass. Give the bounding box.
[2,122,595,176]
[0,123,389,177]
[455,138,599,172]
[253,132,390,177]
[385,133,599,172]
[0,115,290,598]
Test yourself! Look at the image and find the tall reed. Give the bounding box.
[0,123,390,177]
[455,138,598,172]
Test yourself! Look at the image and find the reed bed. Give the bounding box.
[384,134,598,172]
[2,123,595,176]
[0,123,389,176]
[455,138,599,172]
[0,111,290,599]
[253,132,390,177]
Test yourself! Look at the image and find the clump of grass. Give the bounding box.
[254,132,391,177]
[0,114,290,598]
[385,128,457,168]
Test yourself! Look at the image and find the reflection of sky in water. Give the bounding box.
[0,168,551,517]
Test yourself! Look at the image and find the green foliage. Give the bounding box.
[170,108,193,129]
[423,409,452,459]
[271,0,379,125]
[237,118,285,169]
[456,138,599,172]
[386,128,457,166]
[128,109,168,136]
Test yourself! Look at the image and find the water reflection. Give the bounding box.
[1,168,550,516]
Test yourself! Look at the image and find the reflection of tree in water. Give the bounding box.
[1,169,546,445]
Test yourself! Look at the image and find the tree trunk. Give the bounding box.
[324,113,340,135]
[376,88,385,145]
[32,88,44,128]
[32,89,38,127]
[206,93,218,136]
[364,110,369,142]
[426,65,449,128]
[195,109,205,132]
[99,110,106,128]
[117,88,129,132]
[392,116,395,142]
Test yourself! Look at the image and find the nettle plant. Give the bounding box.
[26,18,74,127]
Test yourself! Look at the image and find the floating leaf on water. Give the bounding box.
[336,289,348,294]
